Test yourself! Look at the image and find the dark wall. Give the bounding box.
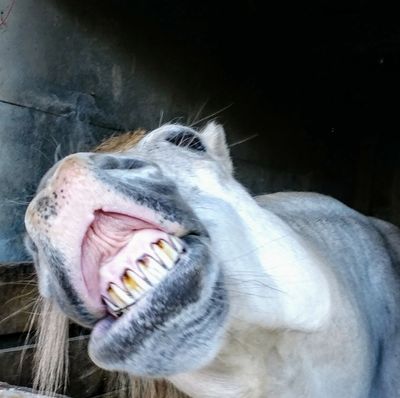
[1,0,399,261]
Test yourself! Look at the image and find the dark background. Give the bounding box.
[1,1,400,395]
[1,0,399,257]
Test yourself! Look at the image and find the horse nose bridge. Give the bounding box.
[89,153,163,180]
[90,153,147,170]
[51,152,155,184]
[59,153,89,172]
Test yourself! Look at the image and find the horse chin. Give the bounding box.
[87,234,229,377]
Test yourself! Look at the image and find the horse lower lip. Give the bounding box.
[93,314,115,336]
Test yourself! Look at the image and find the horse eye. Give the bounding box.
[166,131,206,152]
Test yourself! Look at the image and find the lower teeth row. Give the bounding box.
[102,235,184,317]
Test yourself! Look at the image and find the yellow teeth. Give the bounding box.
[125,269,151,292]
[170,235,184,253]
[108,283,135,307]
[103,236,185,316]
[143,255,168,277]
[107,285,126,308]
[102,295,121,313]
[152,239,178,269]
[122,273,140,291]
[138,257,164,285]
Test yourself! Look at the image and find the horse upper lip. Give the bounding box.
[25,151,204,326]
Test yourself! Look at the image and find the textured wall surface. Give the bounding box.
[0,0,399,263]
[0,0,229,261]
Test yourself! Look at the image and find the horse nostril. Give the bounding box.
[91,154,146,171]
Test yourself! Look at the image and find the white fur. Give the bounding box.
[27,122,397,397]
[132,123,371,397]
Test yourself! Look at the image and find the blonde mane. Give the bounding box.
[94,130,146,153]
[33,297,188,397]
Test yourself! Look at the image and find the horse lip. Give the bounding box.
[25,154,206,327]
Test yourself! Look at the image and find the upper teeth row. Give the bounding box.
[102,235,184,316]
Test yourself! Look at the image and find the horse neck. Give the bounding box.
[193,178,332,331]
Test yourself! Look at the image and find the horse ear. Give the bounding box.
[200,122,233,174]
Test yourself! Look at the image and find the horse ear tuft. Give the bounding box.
[200,122,233,174]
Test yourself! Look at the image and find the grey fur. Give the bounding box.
[89,234,228,376]
[257,192,400,397]
[25,124,400,397]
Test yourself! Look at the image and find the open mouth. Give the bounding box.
[101,233,186,318]
[70,205,225,375]
[80,210,188,321]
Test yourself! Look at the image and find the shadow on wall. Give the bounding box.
[0,0,400,261]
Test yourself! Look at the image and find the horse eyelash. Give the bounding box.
[165,131,206,152]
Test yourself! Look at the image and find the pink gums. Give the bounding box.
[81,211,162,306]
